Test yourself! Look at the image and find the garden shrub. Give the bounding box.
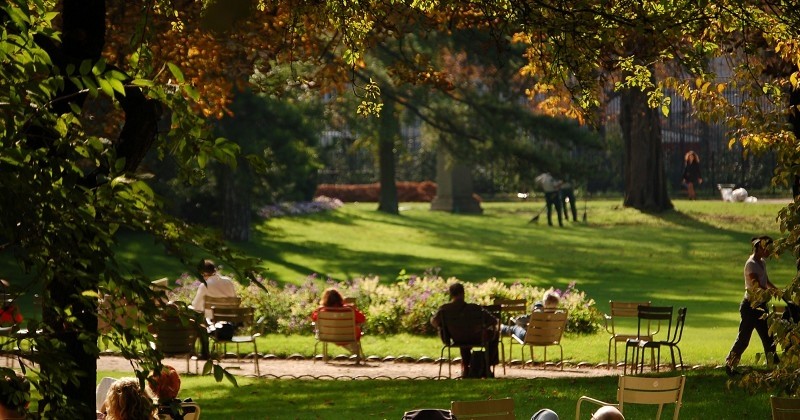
[315,181,438,202]
[167,272,602,336]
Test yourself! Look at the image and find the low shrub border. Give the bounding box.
[314,181,438,202]
[168,272,602,336]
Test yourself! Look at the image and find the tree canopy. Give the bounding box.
[6,0,800,415]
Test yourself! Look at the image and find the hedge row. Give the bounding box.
[167,273,602,336]
[314,181,438,202]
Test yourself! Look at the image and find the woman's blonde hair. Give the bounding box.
[684,150,699,163]
[103,378,156,420]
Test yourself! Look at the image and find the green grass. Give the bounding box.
[134,199,791,368]
[15,198,797,418]
[99,368,771,419]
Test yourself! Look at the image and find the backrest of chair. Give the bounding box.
[153,317,198,354]
[609,301,650,334]
[618,375,685,419]
[440,306,491,346]
[205,296,241,309]
[637,305,673,339]
[523,311,568,346]
[668,307,687,345]
[95,377,117,411]
[493,298,527,324]
[771,396,800,420]
[181,402,201,420]
[451,398,514,420]
[611,301,650,317]
[209,306,254,328]
[315,307,359,344]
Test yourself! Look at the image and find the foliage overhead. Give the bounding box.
[7,0,800,414]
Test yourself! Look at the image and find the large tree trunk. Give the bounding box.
[430,146,483,214]
[221,164,252,241]
[377,99,399,214]
[37,1,162,415]
[41,1,106,416]
[620,86,673,212]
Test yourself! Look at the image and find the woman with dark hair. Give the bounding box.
[725,236,780,376]
[682,151,702,200]
[311,288,366,352]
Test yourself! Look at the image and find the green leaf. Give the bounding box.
[79,59,92,76]
[197,153,207,169]
[223,369,238,386]
[184,85,199,102]
[131,79,154,87]
[202,360,213,376]
[166,62,185,83]
[213,364,223,381]
[97,78,114,98]
[92,59,106,76]
[109,78,126,95]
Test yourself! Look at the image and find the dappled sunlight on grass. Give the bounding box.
[122,369,771,419]
[102,199,800,367]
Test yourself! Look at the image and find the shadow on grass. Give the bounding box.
[181,368,769,420]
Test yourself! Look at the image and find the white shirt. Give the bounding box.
[535,173,561,193]
[191,274,237,313]
[743,254,768,301]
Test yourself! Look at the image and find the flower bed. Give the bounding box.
[168,272,601,336]
[256,196,343,220]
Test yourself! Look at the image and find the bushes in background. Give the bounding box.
[168,271,602,336]
[315,181,437,202]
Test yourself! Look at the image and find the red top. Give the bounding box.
[0,304,23,325]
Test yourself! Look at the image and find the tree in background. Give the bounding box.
[149,88,323,240]
[0,0,420,415]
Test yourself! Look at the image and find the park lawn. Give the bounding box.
[110,199,799,366]
[5,199,795,366]
[99,368,770,419]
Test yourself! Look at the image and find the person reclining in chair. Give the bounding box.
[431,283,499,378]
[311,288,366,354]
[500,292,560,341]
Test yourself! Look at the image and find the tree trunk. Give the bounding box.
[620,86,673,212]
[41,1,106,416]
[221,163,252,241]
[377,99,399,214]
[37,1,162,415]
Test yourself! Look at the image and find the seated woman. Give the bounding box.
[311,288,366,353]
[97,377,157,420]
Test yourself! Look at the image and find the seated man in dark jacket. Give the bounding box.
[431,283,499,378]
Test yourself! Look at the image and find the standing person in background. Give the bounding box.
[725,236,780,376]
[534,173,563,227]
[682,151,702,200]
[190,259,237,359]
[559,180,578,222]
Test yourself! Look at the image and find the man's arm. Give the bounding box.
[190,285,207,311]
[430,309,441,329]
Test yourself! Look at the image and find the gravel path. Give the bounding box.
[97,355,619,380]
